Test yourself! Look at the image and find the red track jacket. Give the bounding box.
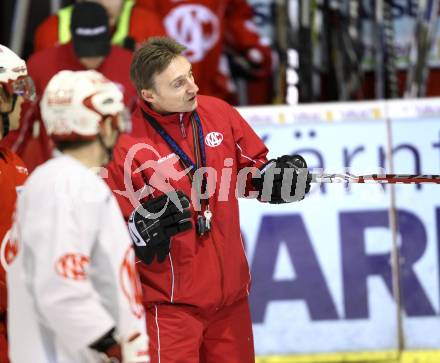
[107,95,268,313]
[27,42,136,107]
[34,3,165,52]
[0,147,27,363]
[0,148,27,313]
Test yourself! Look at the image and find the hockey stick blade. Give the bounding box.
[311,173,440,184]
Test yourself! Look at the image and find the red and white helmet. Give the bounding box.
[0,44,35,101]
[40,70,128,141]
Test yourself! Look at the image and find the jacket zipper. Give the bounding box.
[210,232,225,307]
[179,113,186,138]
[183,112,223,304]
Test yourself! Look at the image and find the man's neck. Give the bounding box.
[147,101,175,116]
[63,140,105,169]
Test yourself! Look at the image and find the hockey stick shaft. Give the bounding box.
[375,0,385,99]
[311,173,440,184]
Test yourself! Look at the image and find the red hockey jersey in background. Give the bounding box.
[0,147,27,363]
[136,0,273,104]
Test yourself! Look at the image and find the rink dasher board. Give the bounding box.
[255,349,440,363]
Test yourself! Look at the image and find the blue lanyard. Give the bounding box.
[141,108,207,183]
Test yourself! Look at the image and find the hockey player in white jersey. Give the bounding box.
[7,70,150,363]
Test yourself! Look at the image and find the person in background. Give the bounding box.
[107,36,311,363]
[34,0,165,52]
[135,0,273,105]
[7,70,149,363]
[28,1,136,106]
[7,1,136,174]
[0,44,34,363]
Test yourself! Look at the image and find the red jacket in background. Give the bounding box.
[27,42,136,107]
[0,147,28,363]
[106,95,268,312]
[1,104,53,174]
[136,0,273,104]
[34,4,165,53]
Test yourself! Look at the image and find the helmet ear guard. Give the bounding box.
[0,45,35,102]
[0,45,35,137]
[6,76,36,102]
[82,94,131,134]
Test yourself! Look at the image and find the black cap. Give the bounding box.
[70,2,111,58]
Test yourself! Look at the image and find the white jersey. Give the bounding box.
[7,155,146,363]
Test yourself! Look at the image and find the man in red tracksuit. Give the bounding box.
[135,0,273,105]
[28,2,136,107]
[34,0,165,52]
[107,37,311,363]
[0,44,34,363]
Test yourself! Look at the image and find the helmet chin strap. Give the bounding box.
[0,94,17,138]
[1,113,9,138]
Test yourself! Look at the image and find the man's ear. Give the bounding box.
[99,117,112,136]
[140,89,155,103]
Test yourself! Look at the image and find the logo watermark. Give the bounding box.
[50,142,389,218]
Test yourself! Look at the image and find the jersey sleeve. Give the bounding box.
[224,0,260,48]
[95,195,146,339]
[224,0,270,49]
[227,103,269,197]
[10,152,28,187]
[223,0,272,75]
[228,103,268,170]
[106,135,147,220]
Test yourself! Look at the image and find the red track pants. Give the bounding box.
[146,297,255,363]
[0,321,8,363]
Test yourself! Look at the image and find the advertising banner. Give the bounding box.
[237,100,440,356]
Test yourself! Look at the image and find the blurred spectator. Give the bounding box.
[4,2,136,173]
[34,0,165,52]
[28,1,136,106]
[136,0,273,105]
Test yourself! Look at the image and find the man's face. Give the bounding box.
[79,56,105,70]
[0,86,23,136]
[141,56,199,114]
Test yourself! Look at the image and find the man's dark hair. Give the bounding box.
[54,139,95,152]
[130,37,186,93]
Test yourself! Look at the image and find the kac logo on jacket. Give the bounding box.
[205,132,223,147]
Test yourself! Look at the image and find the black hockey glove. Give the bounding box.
[128,191,192,265]
[89,327,121,360]
[252,154,312,204]
[227,45,272,80]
